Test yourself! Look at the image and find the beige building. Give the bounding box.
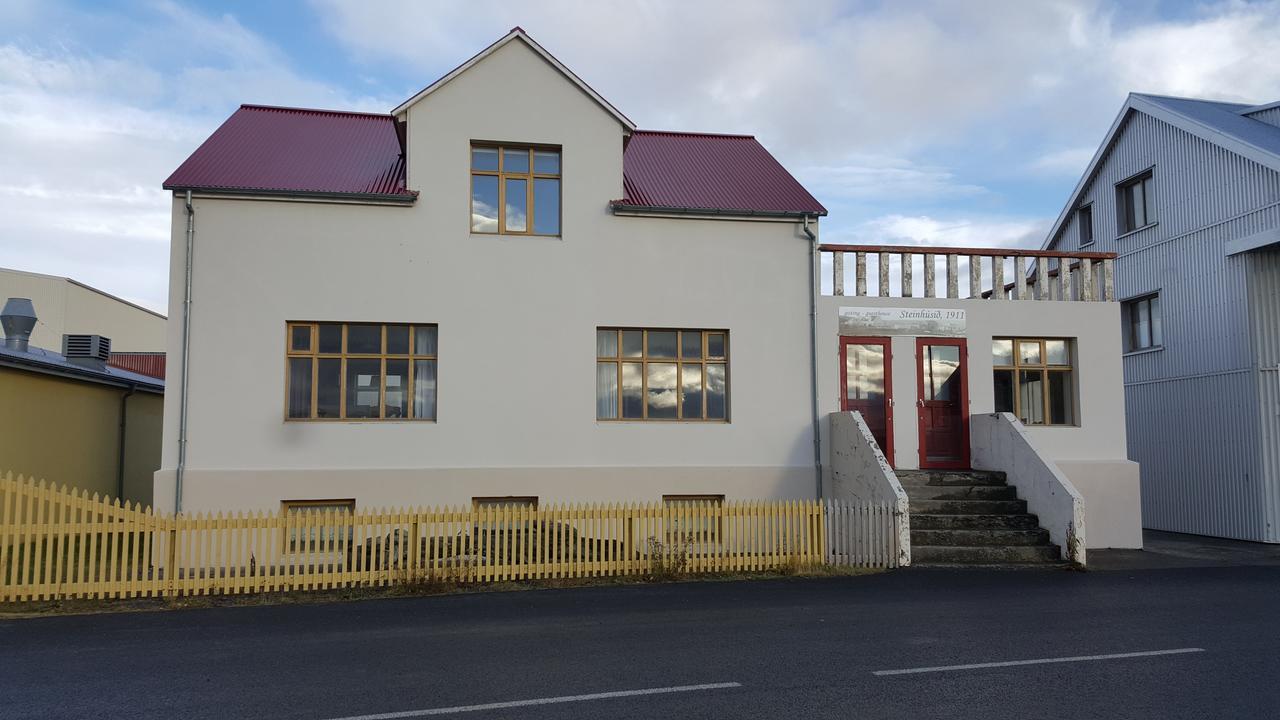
[157,28,1141,563]
[0,267,166,353]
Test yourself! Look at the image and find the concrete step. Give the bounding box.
[904,485,1018,502]
[911,528,1050,547]
[910,513,1042,531]
[912,544,1062,564]
[909,499,1027,515]
[895,470,1007,487]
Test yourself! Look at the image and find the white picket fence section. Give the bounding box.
[824,499,908,569]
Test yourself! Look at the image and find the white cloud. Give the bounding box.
[802,155,988,202]
[0,5,398,313]
[1030,146,1097,176]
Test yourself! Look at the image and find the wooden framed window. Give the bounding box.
[1123,293,1163,352]
[663,494,725,543]
[282,499,354,552]
[992,338,1075,426]
[472,496,539,510]
[285,322,438,421]
[1117,170,1155,233]
[471,143,561,236]
[596,328,729,421]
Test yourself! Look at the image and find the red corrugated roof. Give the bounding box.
[163,105,413,200]
[164,110,824,215]
[617,130,826,216]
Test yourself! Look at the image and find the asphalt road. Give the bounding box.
[2,565,1278,719]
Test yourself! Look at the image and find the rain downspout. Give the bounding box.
[802,215,822,498]
[116,383,135,501]
[176,190,195,513]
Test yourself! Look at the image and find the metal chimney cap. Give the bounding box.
[2,297,35,319]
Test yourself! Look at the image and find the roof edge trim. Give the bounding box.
[162,186,418,204]
[610,201,826,219]
[392,28,636,130]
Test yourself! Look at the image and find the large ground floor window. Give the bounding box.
[992,338,1075,426]
[596,328,728,421]
[286,322,437,421]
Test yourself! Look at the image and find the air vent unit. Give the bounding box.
[62,334,112,362]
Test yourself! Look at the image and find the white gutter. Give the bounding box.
[176,190,195,513]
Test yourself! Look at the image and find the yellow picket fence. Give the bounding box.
[0,472,866,603]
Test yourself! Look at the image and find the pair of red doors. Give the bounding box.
[839,337,969,469]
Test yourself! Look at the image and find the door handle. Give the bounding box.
[916,399,924,408]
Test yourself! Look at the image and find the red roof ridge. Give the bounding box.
[239,103,395,120]
[633,128,756,140]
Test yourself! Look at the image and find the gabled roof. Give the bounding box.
[392,27,636,131]
[614,131,827,217]
[1042,92,1280,249]
[163,105,414,202]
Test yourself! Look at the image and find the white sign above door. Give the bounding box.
[839,306,966,336]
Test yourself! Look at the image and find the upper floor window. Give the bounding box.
[1117,170,1154,234]
[1077,204,1094,247]
[286,322,437,421]
[1123,293,1163,352]
[596,328,728,421]
[992,338,1075,426]
[471,144,561,236]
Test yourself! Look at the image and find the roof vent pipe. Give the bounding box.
[1,298,36,352]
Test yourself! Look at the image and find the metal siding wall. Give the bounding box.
[1248,247,1280,542]
[1247,107,1280,129]
[1052,109,1280,540]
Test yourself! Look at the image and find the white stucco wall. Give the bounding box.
[816,294,1142,548]
[156,40,817,513]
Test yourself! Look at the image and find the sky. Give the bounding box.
[3,0,1280,313]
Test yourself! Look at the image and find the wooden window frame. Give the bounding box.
[662,494,725,544]
[281,499,355,552]
[992,337,1076,427]
[470,142,562,236]
[595,328,730,422]
[284,322,438,422]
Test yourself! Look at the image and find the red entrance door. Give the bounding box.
[840,337,894,465]
[916,338,969,469]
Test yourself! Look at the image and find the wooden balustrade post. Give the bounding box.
[1103,259,1115,301]
[878,253,890,297]
[969,256,982,298]
[855,252,867,297]
[946,256,958,299]
[901,253,913,297]
[1015,257,1028,300]
[1036,258,1049,300]
[1059,259,1072,301]
[991,256,1005,300]
[1080,257,1095,301]
[923,254,936,298]
[832,251,844,296]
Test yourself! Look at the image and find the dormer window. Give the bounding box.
[471,143,561,236]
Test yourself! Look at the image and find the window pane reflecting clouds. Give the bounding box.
[502,148,529,173]
[622,362,643,418]
[647,331,677,358]
[533,150,560,174]
[706,364,726,419]
[681,364,702,418]
[622,331,643,358]
[505,178,527,232]
[472,175,499,233]
[471,147,499,171]
[647,363,677,419]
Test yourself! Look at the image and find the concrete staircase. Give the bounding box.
[898,469,1063,565]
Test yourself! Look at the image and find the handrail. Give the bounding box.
[817,243,1116,260]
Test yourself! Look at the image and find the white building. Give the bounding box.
[0,267,166,353]
[158,28,1141,563]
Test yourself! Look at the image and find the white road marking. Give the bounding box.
[873,647,1206,676]
[321,682,744,719]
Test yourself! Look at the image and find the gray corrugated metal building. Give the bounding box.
[1042,93,1280,543]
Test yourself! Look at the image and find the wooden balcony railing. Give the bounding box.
[818,244,1117,302]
